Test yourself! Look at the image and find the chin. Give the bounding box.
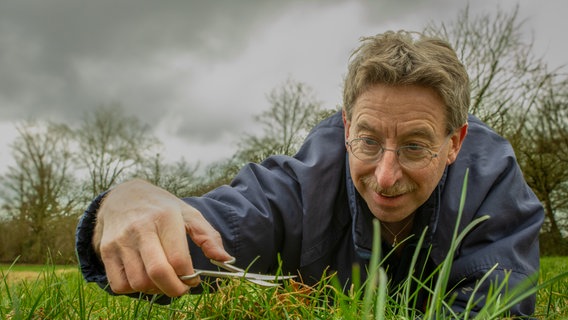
[365,192,422,222]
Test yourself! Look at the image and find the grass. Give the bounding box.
[0,257,566,319]
[535,256,568,319]
[2,171,567,319]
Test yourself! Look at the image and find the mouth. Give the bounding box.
[378,192,404,198]
[368,191,406,213]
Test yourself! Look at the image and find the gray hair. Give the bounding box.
[343,30,470,132]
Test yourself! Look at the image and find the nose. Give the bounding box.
[374,149,403,189]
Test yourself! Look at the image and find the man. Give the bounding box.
[76,31,543,316]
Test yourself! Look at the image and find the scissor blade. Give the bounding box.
[179,270,283,287]
[242,273,296,281]
[199,271,285,287]
[179,259,296,287]
[209,259,296,281]
[246,278,281,287]
[180,269,295,281]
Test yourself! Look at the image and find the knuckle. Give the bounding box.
[202,231,223,248]
[181,277,200,289]
[128,277,154,293]
[145,262,170,281]
[98,243,111,258]
[124,218,151,236]
[168,253,189,272]
[110,280,133,294]
[192,228,222,248]
[150,207,174,223]
[210,229,222,240]
[169,285,191,297]
[98,242,118,261]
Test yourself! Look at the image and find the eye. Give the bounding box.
[404,143,426,152]
[400,144,430,161]
[361,137,379,146]
[354,137,381,155]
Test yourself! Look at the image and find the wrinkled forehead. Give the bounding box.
[352,119,440,141]
[346,84,448,138]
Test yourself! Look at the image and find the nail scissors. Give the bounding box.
[179,258,296,287]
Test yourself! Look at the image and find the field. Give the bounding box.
[1,257,567,319]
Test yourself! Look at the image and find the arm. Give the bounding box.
[76,111,347,297]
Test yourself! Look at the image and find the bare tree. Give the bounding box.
[193,79,335,193]
[426,5,550,137]
[426,5,567,248]
[135,153,201,198]
[75,104,159,198]
[238,78,329,162]
[517,77,568,248]
[0,120,77,262]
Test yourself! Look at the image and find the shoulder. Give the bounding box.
[308,110,344,135]
[457,115,516,168]
[293,110,345,161]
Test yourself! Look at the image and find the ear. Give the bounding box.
[447,123,468,165]
[342,109,351,142]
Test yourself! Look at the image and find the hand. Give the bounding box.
[92,179,233,297]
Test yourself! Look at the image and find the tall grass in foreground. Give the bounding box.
[2,258,567,319]
[1,170,567,319]
[536,256,568,319]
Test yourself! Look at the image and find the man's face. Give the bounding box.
[344,84,466,222]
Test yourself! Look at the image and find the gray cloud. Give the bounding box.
[0,0,294,121]
[0,0,566,168]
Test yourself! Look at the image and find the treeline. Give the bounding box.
[1,5,567,264]
[0,79,334,263]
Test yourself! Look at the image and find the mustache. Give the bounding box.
[361,176,417,196]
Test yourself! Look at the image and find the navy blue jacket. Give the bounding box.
[76,112,543,316]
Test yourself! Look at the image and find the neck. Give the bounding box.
[380,214,414,248]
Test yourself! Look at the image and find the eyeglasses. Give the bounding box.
[345,135,451,170]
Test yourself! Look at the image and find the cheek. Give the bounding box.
[348,156,372,192]
[415,161,447,192]
[348,155,371,180]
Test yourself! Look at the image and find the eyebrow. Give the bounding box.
[355,121,437,141]
[354,121,375,133]
[403,129,437,141]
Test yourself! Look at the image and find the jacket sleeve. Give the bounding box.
[183,112,347,275]
[432,115,544,317]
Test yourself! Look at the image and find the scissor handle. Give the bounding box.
[178,258,296,287]
[179,269,241,281]
[178,258,238,281]
[210,258,241,272]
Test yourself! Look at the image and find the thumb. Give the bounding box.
[183,205,233,262]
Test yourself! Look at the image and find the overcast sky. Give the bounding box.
[0,0,566,174]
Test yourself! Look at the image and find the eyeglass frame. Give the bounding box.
[345,134,453,170]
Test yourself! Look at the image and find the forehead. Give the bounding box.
[350,84,446,138]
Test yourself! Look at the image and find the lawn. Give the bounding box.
[535,256,568,318]
[1,256,566,319]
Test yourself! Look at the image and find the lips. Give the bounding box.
[374,191,405,202]
[379,192,404,198]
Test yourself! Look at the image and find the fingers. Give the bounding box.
[154,206,201,288]
[99,205,195,296]
[101,229,194,296]
[101,247,132,294]
[138,232,191,296]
